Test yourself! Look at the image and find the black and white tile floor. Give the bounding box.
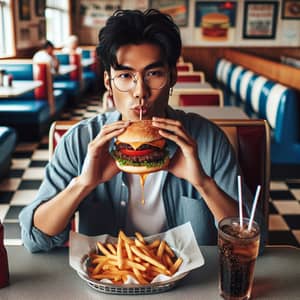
[1,95,299,248]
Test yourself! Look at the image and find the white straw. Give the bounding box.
[247,185,261,231]
[139,99,142,120]
[237,175,243,228]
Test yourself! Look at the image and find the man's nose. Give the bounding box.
[132,75,149,100]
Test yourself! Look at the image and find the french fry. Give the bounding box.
[170,257,183,274]
[157,240,166,259]
[135,232,145,244]
[106,243,117,255]
[88,231,183,285]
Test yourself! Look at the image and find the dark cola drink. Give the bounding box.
[218,217,260,300]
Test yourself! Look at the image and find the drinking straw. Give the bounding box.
[139,99,142,120]
[247,185,261,231]
[237,175,243,228]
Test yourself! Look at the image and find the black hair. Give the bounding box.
[96,9,182,72]
[42,40,55,49]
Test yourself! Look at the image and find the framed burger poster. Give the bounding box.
[243,1,279,39]
[194,1,237,43]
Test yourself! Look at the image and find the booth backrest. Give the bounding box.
[179,89,224,107]
[0,60,55,114]
[176,62,193,72]
[49,119,270,244]
[215,58,299,145]
[214,119,270,242]
[177,71,205,83]
[56,53,82,81]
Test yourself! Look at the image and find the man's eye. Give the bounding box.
[117,73,132,79]
[147,70,165,77]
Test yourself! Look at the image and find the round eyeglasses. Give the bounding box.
[110,70,169,92]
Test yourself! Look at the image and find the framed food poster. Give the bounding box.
[150,0,189,26]
[194,1,237,43]
[243,1,278,39]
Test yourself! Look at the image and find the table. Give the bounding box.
[82,58,95,67]
[57,65,77,75]
[171,82,214,106]
[0,80,42,98]
[173,106,249,120]
[2,245,300,299]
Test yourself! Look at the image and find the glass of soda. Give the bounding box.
[218,217,260,300]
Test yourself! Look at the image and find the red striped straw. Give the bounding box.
[237,175,243,228]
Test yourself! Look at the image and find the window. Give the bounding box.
[46,0,70,47]
[0,0,15,57]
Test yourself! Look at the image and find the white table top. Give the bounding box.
[170,82,215,106]
[0,80,42,98]
[173,82,213,91]
[3,245,300,299]
[82,58,95,67]
[57,64,77,75]
[173,106,249,120]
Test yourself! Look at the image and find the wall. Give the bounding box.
[77,0,300,47]
[14,0,46,50]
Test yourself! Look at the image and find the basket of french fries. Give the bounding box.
[69,222,204,295]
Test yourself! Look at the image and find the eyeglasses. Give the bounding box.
[110,69,169,92]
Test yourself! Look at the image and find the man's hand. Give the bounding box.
[152,117,209,188]
[77,121,130,189]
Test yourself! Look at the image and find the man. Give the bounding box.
[62,35,82,55]
[20,9,261,253]
[33,40,60,73]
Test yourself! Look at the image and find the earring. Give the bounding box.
[169,87,173,96]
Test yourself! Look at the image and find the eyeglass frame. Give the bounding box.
[109,68,170,92]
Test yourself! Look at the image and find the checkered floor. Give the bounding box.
[1,94,300,248]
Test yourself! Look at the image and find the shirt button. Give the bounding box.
[120,200,126,207]
[122,183,126,187]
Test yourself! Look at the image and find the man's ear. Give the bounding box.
[169,67,177,87]
[104,70,112,90]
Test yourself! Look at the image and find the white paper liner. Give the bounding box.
[69,222,205,285]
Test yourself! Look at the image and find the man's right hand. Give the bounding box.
[77,121,130,189]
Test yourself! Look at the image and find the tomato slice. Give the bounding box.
[120,148,153,156]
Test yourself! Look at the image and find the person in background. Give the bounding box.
[19,9,265,253]
[33,40,60,74]
[62,35,82,55]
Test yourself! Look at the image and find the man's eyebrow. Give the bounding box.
[113,61,166,71]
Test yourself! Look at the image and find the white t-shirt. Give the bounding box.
[125,171,167,236]
[33,50,57,73]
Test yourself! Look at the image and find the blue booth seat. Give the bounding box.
[0,60,68,140]
[0,100,51,141]
[56,52,97,96]
[55,53,83,104]
[0,61,67,116]
[215,58,300,165]
[0,126,17,179]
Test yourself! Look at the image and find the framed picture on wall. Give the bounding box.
[243,1,278,39]
[282,0,300,19]
[19,0,31,21]
[35,0,46,17]
[194,1,237,43]
[150,0,189,26]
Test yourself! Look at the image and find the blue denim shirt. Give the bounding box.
[19,106,258,252]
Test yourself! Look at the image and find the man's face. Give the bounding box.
[104,43,176,121]
[46,46,54,55]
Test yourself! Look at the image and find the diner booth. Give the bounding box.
[0,1,300,298]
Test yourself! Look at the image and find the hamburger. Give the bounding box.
[111,120,170,174]
[201,13,230,40]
